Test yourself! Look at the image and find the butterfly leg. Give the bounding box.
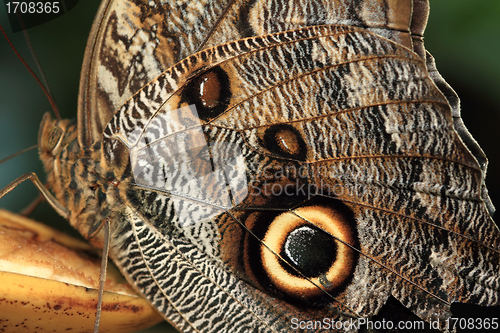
[0,172,67,218]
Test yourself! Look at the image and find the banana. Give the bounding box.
[0,209,164,333]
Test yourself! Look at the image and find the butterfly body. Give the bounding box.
[22,0,500,332]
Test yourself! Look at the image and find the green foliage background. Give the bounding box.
[425,1,500,215]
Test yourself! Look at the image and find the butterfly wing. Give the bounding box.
[77,0,237,147]
[77,0,429,146]
[99,23,500,332]
[76,0,499,331]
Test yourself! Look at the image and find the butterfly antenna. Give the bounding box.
[94,218,110,333]
[22,28,58,110]
[0,24,61,121]
[0,145,37,165]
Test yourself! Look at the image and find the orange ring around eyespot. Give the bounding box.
[260,205,356,298]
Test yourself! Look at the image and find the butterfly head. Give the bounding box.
[38,113,70,164]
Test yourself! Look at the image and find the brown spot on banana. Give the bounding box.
[0,209,163,333]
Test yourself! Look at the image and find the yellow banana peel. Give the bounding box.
[0,209,164,333]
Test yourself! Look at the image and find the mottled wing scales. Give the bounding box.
[78,0,236,146]
[100,23,500,332]
[113,207,302,333]
[78,0,428,146]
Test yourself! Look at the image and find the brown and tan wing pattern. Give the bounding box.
[2,0,498,332]
[77,0,430,146]
[78,0,240,147]
[66,0,500,332]
[95,23,500,332]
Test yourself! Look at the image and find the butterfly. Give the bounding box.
[0,1,101,232]
[1,1,499,332]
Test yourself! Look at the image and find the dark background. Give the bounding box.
[1,1,499,332]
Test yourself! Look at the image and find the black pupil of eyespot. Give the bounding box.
[281,226,337,278]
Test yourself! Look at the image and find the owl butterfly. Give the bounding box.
[0,0,499,332]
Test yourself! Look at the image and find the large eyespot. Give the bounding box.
[244,199,358,302]
[262,125,307,160]
[261,205,357,299]
[183,66,231,121]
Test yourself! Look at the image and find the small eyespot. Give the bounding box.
[183,66,231,121]
[262,125,307,160]
[196,70,221,109]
